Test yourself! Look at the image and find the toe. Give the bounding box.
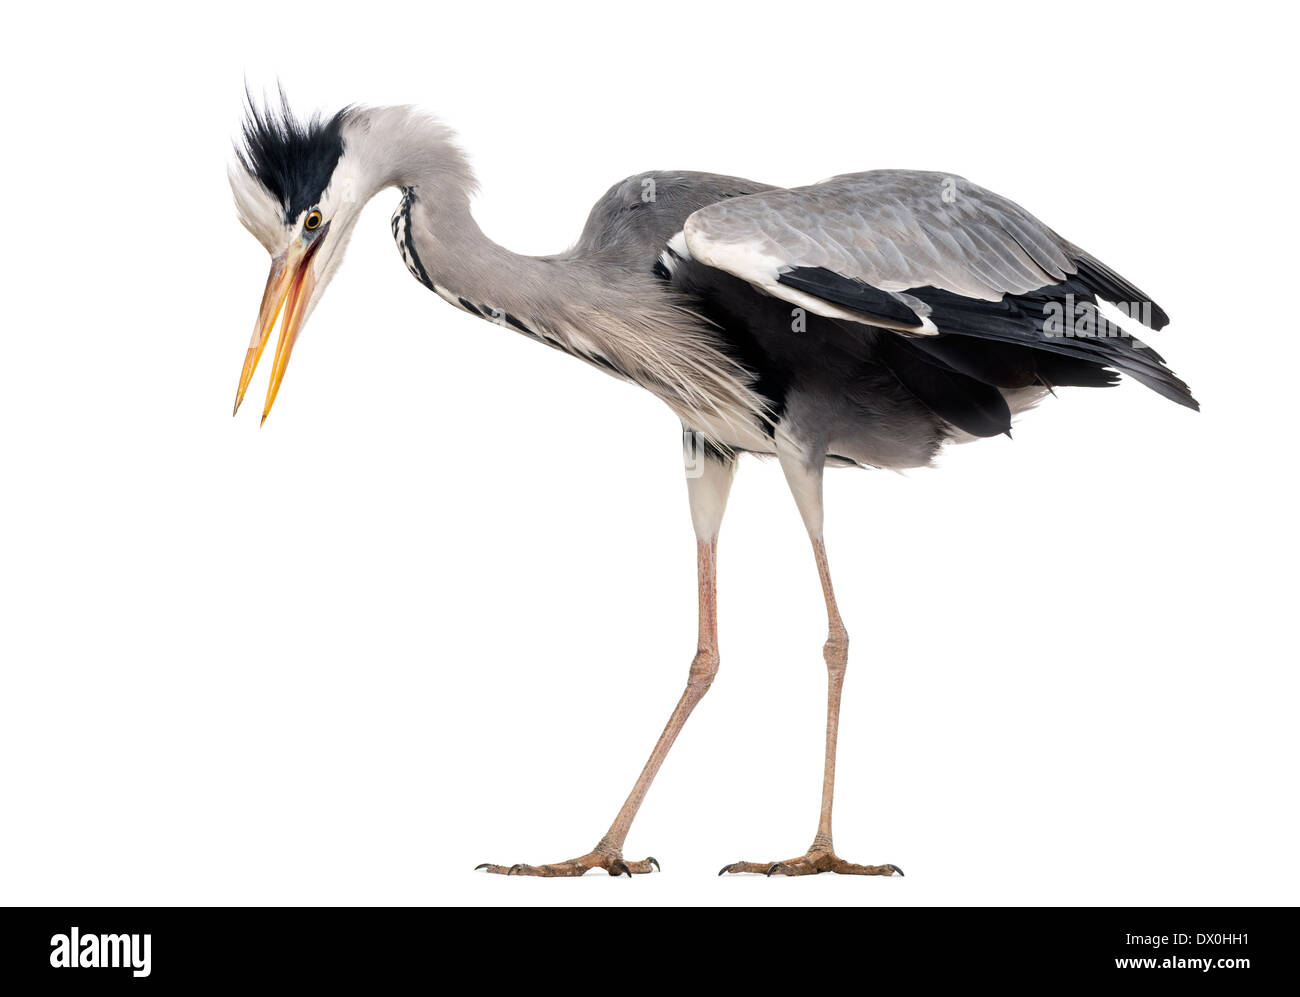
[718,860,775,875]
[828,858,903,876]
[772,859,822,876]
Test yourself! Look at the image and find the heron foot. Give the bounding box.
[718,847,902,878]
[475,850,660,878]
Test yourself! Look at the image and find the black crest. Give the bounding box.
[237,89,351,222]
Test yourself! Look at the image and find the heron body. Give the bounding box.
[231,101,1195,877]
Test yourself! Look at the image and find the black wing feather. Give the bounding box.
[1071,254,1170,330]
[777,267,924,326]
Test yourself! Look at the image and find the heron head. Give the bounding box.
[229,97,367,423]
[230,99,475,423]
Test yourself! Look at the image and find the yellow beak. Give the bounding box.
[232,234,322,425]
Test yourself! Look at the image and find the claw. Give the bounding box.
[507,863,524,876]
[888,864,905,877]
[613,861,632,878]
[647,856,661,872]
[474,863,489,871]
[766,863,784,877]
[718,863,733,876]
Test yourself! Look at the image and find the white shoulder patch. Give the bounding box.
[683,214,782,285]
[682,214,937,335]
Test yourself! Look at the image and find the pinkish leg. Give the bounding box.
[478,446,734,876]
[721,447,901,878]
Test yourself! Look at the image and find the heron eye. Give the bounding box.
[304,210,323,231]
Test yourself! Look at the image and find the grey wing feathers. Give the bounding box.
[679,169,1193,409]
[683,171,1076,303]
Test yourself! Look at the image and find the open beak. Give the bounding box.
[233,227,327,425]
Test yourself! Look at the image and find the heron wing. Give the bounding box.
[678,170,1194,410]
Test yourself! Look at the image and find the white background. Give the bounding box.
[2,1,1296,907]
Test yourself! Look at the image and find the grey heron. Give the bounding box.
[230,98,1196,878]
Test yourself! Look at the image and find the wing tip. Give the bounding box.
[1072,254,1170,331]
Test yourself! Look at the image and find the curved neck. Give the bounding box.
[347,108,585,314]
[404,186,577,313]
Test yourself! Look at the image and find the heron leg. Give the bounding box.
[720,438,901,878]
[478,440,735,876]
